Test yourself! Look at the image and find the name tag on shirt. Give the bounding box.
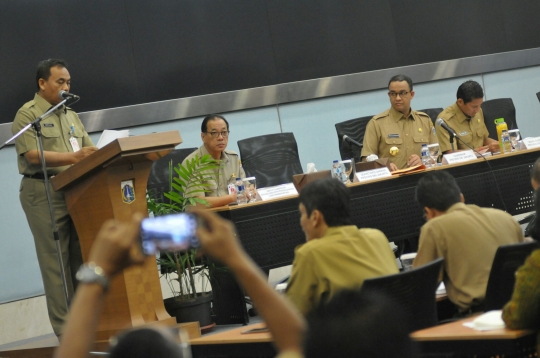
[388,134,400,138]
[43,123,54,127]
[69,137,80,152]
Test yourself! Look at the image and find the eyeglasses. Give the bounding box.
[388,91,410,98]
[205,131,229,138]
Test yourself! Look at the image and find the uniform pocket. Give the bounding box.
[384,138,403,145]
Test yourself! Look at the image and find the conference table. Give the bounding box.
[214,147,540,274]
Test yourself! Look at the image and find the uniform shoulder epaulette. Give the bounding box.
[224,149,239,156]
[415,111,430,118]
[372,110,390,120]
[21,100,37,110]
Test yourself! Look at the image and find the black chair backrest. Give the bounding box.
[335,115,373,161]
[481,98,517,140]
[484,241,539,311]
[237,133,303,188]
[536,92,540,103]
[418,107,444,125]
[360,257,444,332]
[147,147,197,203]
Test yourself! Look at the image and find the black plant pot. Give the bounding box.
[164,292,213,327]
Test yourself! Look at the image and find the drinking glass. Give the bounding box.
[508,129,521,151]
[243,177,257,203]
[427,143,440,168]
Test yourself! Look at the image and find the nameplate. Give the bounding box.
[522,137,540,150]
[356,167,392,182]
[257,183,298,201]
[442,150,476,165]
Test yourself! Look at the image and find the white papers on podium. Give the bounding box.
[462,310,505,331]
[442,150,476,165]
[96,129,130,149]
[257,183,298,201]
[522,137,540,150]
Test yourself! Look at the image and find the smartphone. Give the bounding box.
[140,213,201,255]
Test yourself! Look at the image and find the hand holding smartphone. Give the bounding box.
[140,213,202,255]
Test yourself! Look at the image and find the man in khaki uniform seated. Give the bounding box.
[286,178,399,315]
[413,171,524,315]
[182,114,245,208]
[436,80,499,154]
[361,74,437,171]
[12,59,98,336]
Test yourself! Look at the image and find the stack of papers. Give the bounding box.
[96,129,130,149]
[463,310,506,331]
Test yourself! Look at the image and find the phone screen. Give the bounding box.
[140,213,200,255]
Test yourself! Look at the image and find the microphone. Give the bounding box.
[58,90,80,100]
[340,133,363,148]
[435,118,457,137]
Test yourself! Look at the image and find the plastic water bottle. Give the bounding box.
[501,130,512,154]
[332,160,340,180]
[235,178,247,205]
[421,144,431,167]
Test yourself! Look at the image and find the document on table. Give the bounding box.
[96,129,130,149]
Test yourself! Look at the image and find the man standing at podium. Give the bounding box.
[11,59,97,336]
[361,74,436,171]
[182,114,245,208]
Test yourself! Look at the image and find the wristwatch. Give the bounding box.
[76,262,109,292]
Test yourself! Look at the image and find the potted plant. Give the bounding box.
[147,153,221,329]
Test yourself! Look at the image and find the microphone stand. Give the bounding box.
[451,134,508,213]
[1,98,71,310]
[449,132,455,152]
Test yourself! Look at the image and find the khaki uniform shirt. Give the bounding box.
[413,203,524,311]
[286,226,399,315]
[11,93,93,175]
[361,107,436,169]
[436,103,490,153]
[182,145,245,198]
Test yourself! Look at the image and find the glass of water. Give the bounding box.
[427,143,440,167]
[243,177,257,203]
[508,129,520,151]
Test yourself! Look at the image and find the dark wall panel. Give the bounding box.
[501,0,540,51]
[266,0,399,83]
[125,0,277,103]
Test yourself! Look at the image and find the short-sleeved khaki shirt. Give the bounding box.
[182,145,245,198]
[11,93,94,176]
[361,107,436,169]
[436,103,490,153]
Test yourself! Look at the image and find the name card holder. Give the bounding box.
[356,167,392,182]
[257,183,298,201]
[442,150,476,165]
[521,137,540,150]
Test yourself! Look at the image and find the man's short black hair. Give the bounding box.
[531,157,540,185]
[388,74,413,91]
[201,114,229,133]
[36,59,68,90]
[298,177,353,227]
[415,171,461,211]
[108,328,184,357]
[456,80,483,104]
[304,289,415,358]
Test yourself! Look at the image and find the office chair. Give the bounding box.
[481,98,518,140]
[360,257,444,332]
[237,133,303,188]
[418,107,444,125]
[536,91,540,103]
[334,115,373,161]
[483,241,539,311]
[147,147,197,203]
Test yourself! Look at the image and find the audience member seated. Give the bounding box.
[361,74,436,171]
[436,80,499,154]
[525,157,540,238]
[413,171,524,316]
[182,114,245,208]
[503,190,540,329]
[285,177,399,315]
[55,208,415,357]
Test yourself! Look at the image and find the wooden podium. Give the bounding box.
[52,131,182,340]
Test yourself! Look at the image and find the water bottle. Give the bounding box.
[332,160,340,180]
[421,144,431,167]
[235,177,247,205]
[501,130,512,154]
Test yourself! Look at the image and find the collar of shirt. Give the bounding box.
[445,202,467,214]
[451,102,471,124]
[390,107,415,123]
[199,144,229,163]
[319,225,359,239]
[33,93,66,116]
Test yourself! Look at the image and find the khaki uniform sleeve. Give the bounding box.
[286,248,318,316]
[413,224,444,280]
[360,118,380,158]
[435,115,454,153]
[12,107,39,156]
[502,250,540,329]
